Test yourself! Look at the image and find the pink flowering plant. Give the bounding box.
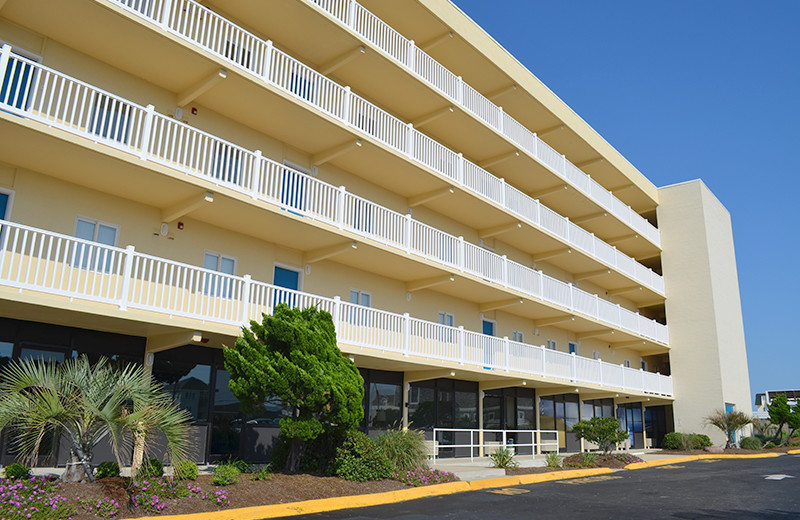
[0,476,73,520]
[130,476,230,514]
[76,497,119,518]
[598,453,644,465]
[392,468,459,487]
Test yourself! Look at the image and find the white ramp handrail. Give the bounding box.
[430,428,560,462]
[0,219,673,396]
[103,0,664,294]
[0,48,669,345]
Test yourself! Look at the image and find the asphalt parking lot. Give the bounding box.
[295,455,800,520]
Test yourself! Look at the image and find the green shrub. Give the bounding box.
[580,452,597,466]
[545,451,562,469]
[662,432,712,450]
[764,441,776,449]
[374,428,428,473]
[3,463,31,479]
[740,436,763,450]
[174,460,199,480]
[212,464,240,486]
[570,417,630,454]
[223,458,249,474]
[137,458,164,479]
[690,434,713,449]
[334,430,392,482]
[95,461,120,479]
[251,466,274,481]
[489,447,519,470]
[662,432,684,450]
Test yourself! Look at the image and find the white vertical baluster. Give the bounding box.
[406,40,415,70]
[570,351,576,382]
[404,213,412,254]
[402,312,410,357]
[118,245,135,310]
[262,40,273,82]
[240,274,251,324]
[497,106,504,133]
[250,151,262,199]
[139,105,155,160]
[504,336,510,372]
[342,86,352,125]
[160,0,173,27]
[336,186,346,229]
[457,325,464,365]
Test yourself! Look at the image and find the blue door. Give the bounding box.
[1,53,35,111]
[482,320,495,369]
[725,403,737,445]
[273,266,300,309]
[280,168,305,216]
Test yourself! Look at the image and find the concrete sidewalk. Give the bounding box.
[430,449,692,480]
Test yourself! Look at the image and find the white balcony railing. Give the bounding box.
[100,0,664,293]
[0,48,669,345]
[0,219,673,397]
[309,0,662,247]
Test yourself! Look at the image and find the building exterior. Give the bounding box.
[0,0,751,463]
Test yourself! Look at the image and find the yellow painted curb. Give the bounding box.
[136,467,616,520]
[787,449,800,454]
[625,452,782,470]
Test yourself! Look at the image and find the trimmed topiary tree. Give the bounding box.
[224,304,364,473]
[571,417,630,454]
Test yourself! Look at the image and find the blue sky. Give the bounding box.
[452,0,800,404]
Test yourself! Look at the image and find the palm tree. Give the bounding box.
[0,355,190,482]
[704,409,752,449]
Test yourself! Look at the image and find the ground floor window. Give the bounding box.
[539,393,580,451]
[617,402,644,448]
[359,369,402,433]
[582,398,614,420]
[644,405,671,448]
[483,388,535,430]
[408,379,478,431]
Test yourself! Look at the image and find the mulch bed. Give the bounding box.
[57,474,407,520]
[505,454,630,475]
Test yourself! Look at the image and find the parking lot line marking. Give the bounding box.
[487,488,531,495]
[763,474,795,480]
[558,476,624,485]
[656,465,686,469]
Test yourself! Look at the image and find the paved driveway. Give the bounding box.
[295,455,800,519]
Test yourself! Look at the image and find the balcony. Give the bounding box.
[0,48,668,346]
[0,219,673,397]
[0,2,665,299]
[208,0,662,254]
